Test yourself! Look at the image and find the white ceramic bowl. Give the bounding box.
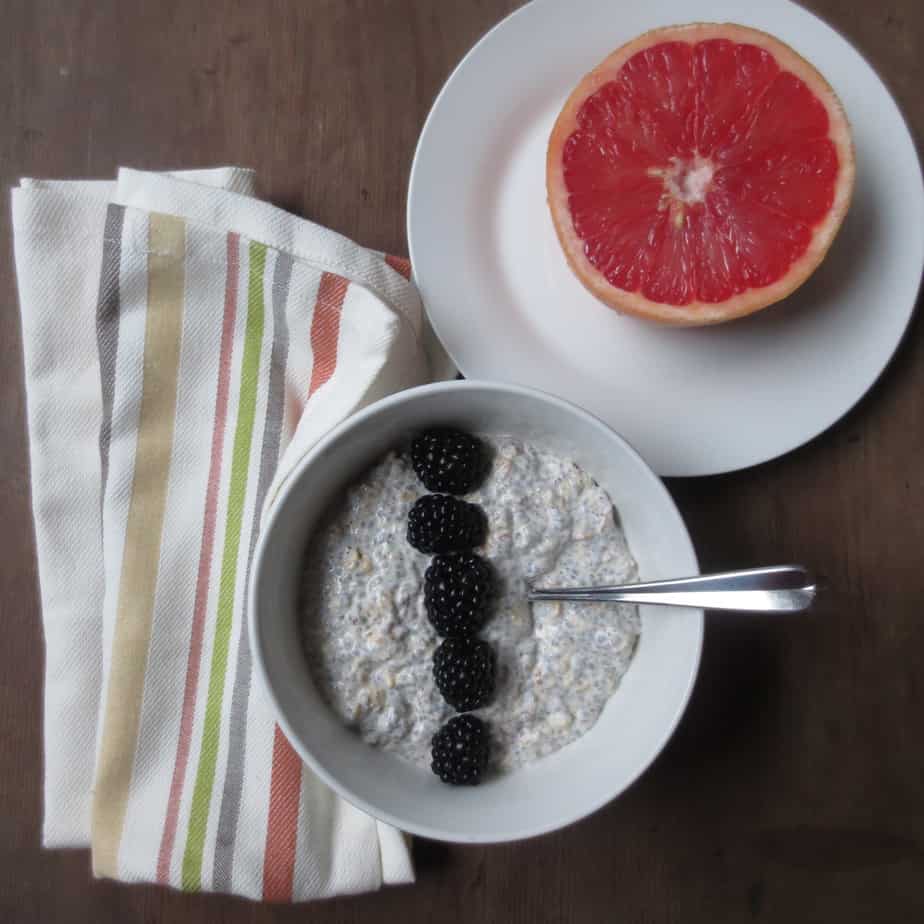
[250,381,702,842]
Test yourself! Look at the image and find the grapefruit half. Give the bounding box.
[546,23,855,325]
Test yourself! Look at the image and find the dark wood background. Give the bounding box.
[1,1,922,921]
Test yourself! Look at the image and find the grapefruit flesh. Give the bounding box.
[546,24,855,325]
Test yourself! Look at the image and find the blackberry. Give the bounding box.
[432,636,495,712]
[406,494,486,554]
[430,715,490,785]
[411,428,485,494]
[425,553,493,637]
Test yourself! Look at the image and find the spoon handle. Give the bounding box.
[527,565,817,613]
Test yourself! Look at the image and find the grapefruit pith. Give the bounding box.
[546,23,855,325]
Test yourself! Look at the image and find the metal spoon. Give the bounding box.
[527,564,817,613]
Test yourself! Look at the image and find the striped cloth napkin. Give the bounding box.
[12,167,452,900]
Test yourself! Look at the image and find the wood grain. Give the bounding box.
[1,1,922,921]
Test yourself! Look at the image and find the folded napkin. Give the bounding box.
[12,167,453,899]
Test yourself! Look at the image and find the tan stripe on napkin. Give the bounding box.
[92,213,186,876]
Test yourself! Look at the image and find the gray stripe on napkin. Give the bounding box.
[96,204,125,506]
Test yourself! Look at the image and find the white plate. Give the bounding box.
[408,0,924,477]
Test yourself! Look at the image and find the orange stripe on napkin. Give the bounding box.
[263,270,348,900]
[384,254,411,280]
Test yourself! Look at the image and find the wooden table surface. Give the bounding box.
[1,1,922,921]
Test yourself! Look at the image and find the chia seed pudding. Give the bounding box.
[299,437,640,772]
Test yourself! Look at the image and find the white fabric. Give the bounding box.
[12,166,450,897]
[13,166,256,847]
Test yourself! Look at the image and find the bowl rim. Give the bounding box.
[249,379,703,843]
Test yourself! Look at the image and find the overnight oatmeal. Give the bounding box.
[299,436,640,775]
